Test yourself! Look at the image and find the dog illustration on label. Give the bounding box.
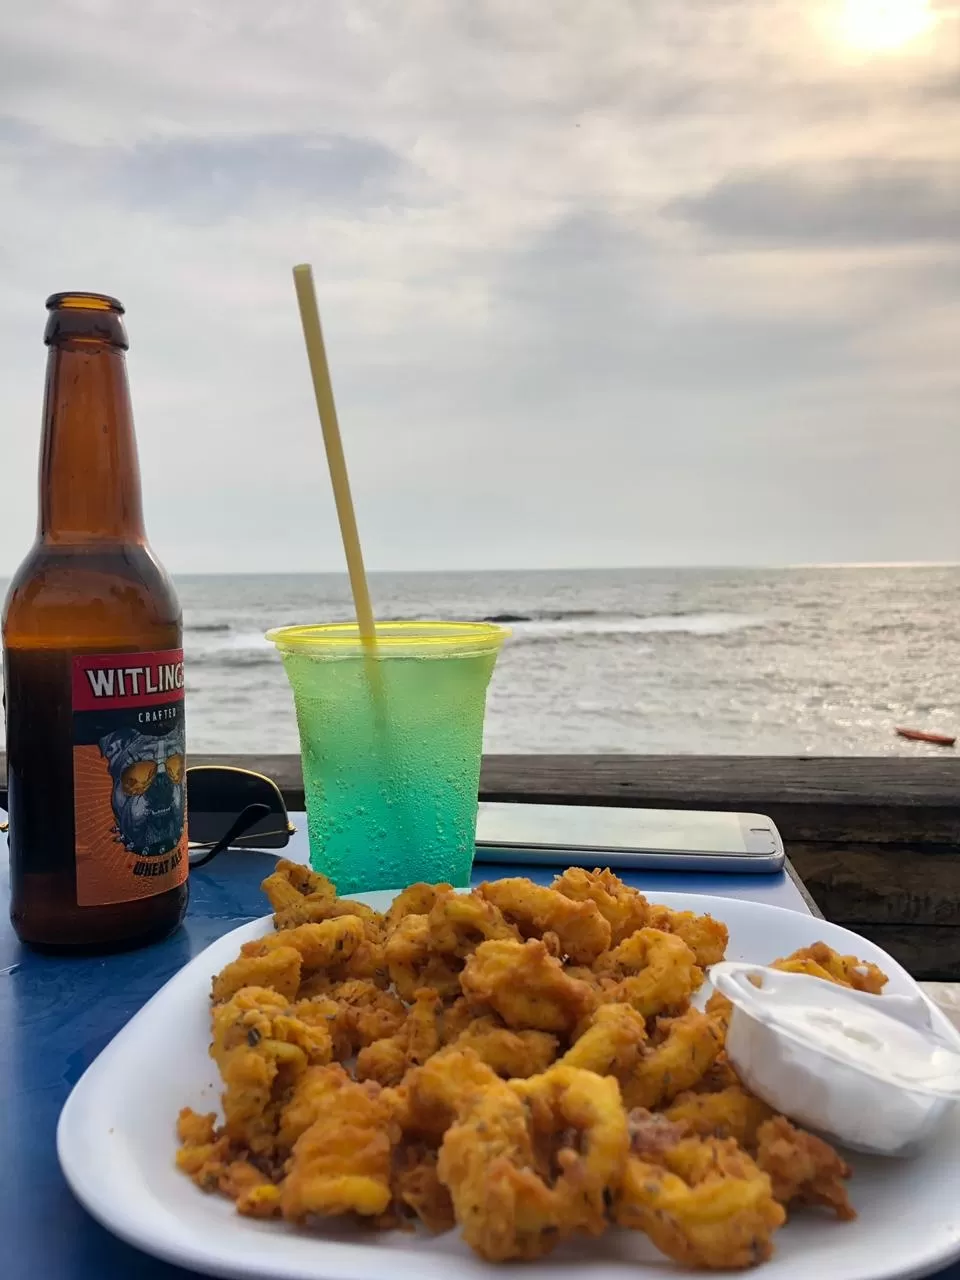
[98,725,186,857]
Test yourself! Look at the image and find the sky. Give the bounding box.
[0,0,958,575]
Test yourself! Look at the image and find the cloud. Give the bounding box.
[111,134,408,218]
[0,120,412,220]
[668,160,960,246]
[0,0,959,574]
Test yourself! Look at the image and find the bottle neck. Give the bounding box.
[38,339,146,544]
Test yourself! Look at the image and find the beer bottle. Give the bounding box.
[2,293,188,948]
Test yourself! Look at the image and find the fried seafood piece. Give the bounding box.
[510,1064,630,1237]
[754,1116,855,1221]
[178,1107,218,1147]
[285,980,401,1060]
[478,878,611,962]
[274,912,386,987]
[210,987,334,1154]
[392,1142,456,1233]
[432,1052,627,1261]
[383,889,523,1000]
[295,972,333,999]
[288,994,355,1061]
[615,1113,786,1270]
[774,943,887,995]
[460,938,597,1034]
[356,988,441,1087]
[217,1160,283,1218]
[399,1045,509,1142]
[436,1057,555,1260]
[260,856,381,930]
[594,927,703,1017]
[275,894,383,934]
[770,957,845,985]
[426,889,520,957]
[260,860,359,930]
[665,1086,775,1148]
[452,1016,559,1078]
[384,913,463,1002]
[277,1063,352,1151]
[384,881,454,932]
[261,860,336,911]
[621,1008,724,1110]
[560,1002,648,1076]
[551,866,650,945]
[177,1135,282,1219]
[705,988,734,1035]
[563,963,609,992]
[693,1054,742,1094]
[644,905,729,968]
[211,945,302,1004]
[281,1066,400,1222]
[176,1108,232,1190]
[328,979,407,1049]
[330,929,389,986]
[439,995,480,1043]
[556,864,727,963]
[240,918,367,974]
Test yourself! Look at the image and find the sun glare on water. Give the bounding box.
[835,0,937,52]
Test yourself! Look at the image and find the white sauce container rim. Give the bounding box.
[710,962,960,1100]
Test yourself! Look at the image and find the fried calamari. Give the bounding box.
[621,1008,724,1110]
[461,938,596,1033]
[478,878,612,962]
[615,1112,786,1269]
[755,1116,856,1221]
[560,1001,648,1076]
[665,1084,775,1149]
[182,868,882,1270]
[594,926,704,1017]
[281,1066,399,1222]
[210,986,333,1155]
[644,904,729,969]
[774,942,887,996]
[552,866,650,945]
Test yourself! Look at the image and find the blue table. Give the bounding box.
[3,821,946,1280]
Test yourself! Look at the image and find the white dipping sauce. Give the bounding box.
[711,962,960,1154]
[769,1000,960,1087]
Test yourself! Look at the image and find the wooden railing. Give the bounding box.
[3,753,959,978]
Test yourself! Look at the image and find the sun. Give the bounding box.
[835,0,937,52]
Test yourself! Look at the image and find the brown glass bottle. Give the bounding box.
[2,293,188,948]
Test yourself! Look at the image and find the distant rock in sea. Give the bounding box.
[484,612,530,623]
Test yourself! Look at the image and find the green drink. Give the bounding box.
[265,621,508,894]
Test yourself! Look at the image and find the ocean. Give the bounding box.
[173,565,959,756]
[2,566,958,756]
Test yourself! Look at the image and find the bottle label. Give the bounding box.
[72,649,187,906]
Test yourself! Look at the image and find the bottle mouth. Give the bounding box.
[44,292,128,348]
[46,292,125,315]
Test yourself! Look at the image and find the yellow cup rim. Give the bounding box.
[265,620,510,655]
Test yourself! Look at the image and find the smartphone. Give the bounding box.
[474,803,784,872]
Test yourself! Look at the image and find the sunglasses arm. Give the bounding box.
[188,802,272,870]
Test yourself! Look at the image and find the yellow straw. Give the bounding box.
[292,264,376,644]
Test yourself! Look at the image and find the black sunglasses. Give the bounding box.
[1,764,295,869]
[186,765,295,868]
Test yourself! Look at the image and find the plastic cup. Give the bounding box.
[265,621,508,894]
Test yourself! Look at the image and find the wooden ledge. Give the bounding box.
[3,753,960,977]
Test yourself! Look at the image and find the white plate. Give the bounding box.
[58,891,960,1280]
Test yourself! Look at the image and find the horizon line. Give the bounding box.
[168,559,960,576]
[2,560,959,579]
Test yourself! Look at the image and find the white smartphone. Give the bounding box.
[474,803,784,873]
